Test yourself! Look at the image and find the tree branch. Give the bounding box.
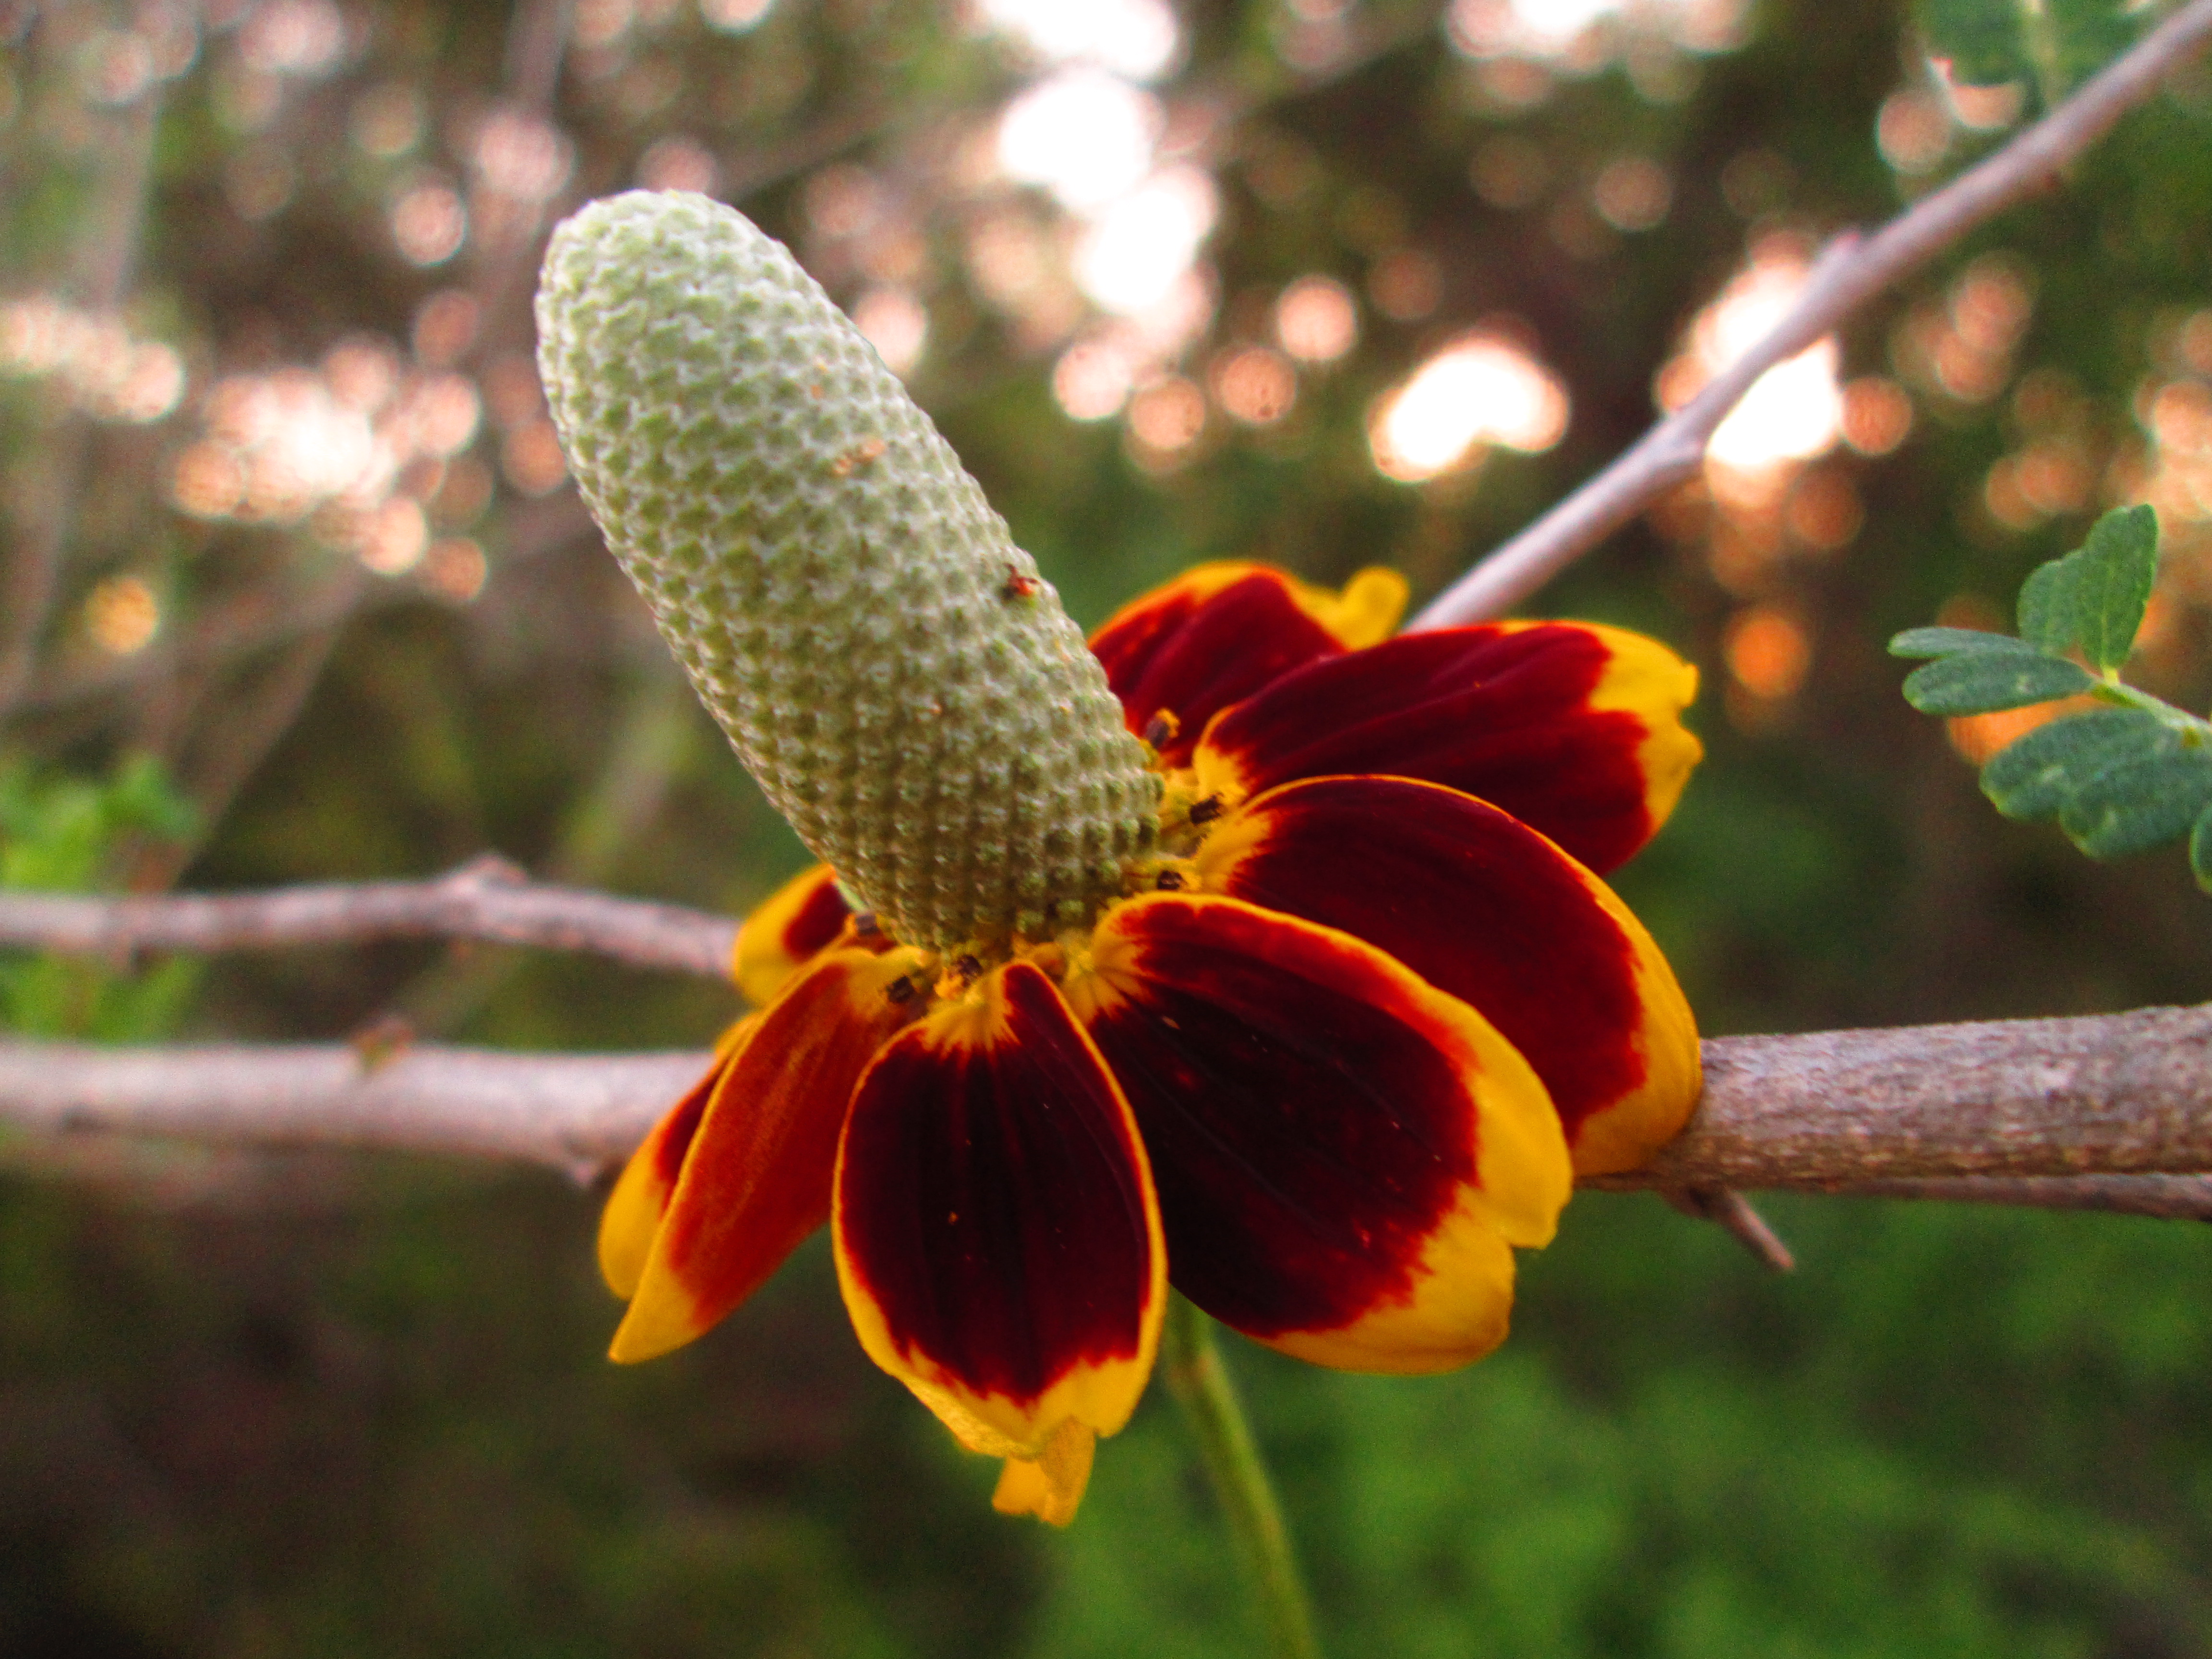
[1409,0,2212,629]
[1,1008,2206,1214]
[0,856,738,979]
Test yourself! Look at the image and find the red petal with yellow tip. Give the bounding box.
[1194,622,1701,873]
[598,1022,750,1300]
[834,961,1165,1462]
[1064,894,1569,1373]
[1192,776,1700,1175]
[1089,564,1407,767]
[733,863,853,1006]
[610,947,925,1363]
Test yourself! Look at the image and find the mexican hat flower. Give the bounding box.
[536,191,1703,1528]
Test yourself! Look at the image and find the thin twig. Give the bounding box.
[0,856,738,979]
[1663,1187,1796,1271]
[1,1008,2209,1200]
[1409,0,2212,629]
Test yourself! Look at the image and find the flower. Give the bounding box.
[596,557,1702,1527]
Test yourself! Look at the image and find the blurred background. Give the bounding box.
[3,0,2211,1651]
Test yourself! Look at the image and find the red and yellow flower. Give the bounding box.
[597,561,1702,1526]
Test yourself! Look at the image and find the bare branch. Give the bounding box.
[1410,0,2212,630]
[0,856,738,979]
[0,1040,699,1178]
[1,1007,2207,1211]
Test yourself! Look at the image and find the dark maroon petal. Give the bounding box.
[1194,775,1699,1169]
[1194,622,1702,873]
[835,961,1163,1431]
[1089,566,1348,766]
[1071,895,1564,1357]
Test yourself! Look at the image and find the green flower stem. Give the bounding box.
[1160,1295,1325,1659]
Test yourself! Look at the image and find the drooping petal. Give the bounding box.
[1192,776,1700,1175]
[1193,622,1701,873]
[833,960,1166,1473]
[733,863,854,1006]
[1061,894,1569,1374]
[990,1418,1098,1528]
[597,1015,756,1298]
[1089,563,1408,767]
[610,945,927,1363]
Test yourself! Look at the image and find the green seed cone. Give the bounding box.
[536,191,1157,951]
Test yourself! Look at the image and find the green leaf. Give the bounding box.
[1979,707,2170,820]
[1901,652,2093,716]
[2059,749,2212,860]
[1887,626,2037,659]
[2012,505,2161,670]
[2014,555,2074,655]
[2065,505,2159,673]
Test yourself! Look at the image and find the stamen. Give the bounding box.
[954,953,984,983]
[885,975,917,1005]
[1142,710,1181,749]
[853,910,881,938]
[1188,795,1224,825]
[1155,869,1186,891]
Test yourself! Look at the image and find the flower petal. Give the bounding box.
[610,946,927,1363]
[1193,622,1702,872]
[733,863,854,1006]
[1192,776,1700,1175]
[597,1015,756,1299]
[833,960,1166,1468]
[1062,894,1570,1374]
[990,1419,1098,1528]
[1089,563,1407,767]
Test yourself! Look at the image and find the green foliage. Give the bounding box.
[2014,504,2158,670]
[0,755,200,1040]
[1889,507,2212,879]
[1914,0,2144,102]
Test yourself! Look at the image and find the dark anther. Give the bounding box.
[954,953,984,981]
[1142,711,1177,748]
[886,975,916,1005]
[1188,795,1224,825]
[852,910,880,937]
[1154,869,1186,891]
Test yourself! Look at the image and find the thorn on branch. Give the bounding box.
[1665,1185,1797,1272]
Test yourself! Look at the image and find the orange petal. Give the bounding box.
[610,945,926,1363]
[1194,621,1702,873]
[1192,775,1700,1175]
[833,961,1166,1473]
[1063,894,1570,1374]
[597,1015,757,1299]
[1088,562,1408,767]
[733,863,854,1006]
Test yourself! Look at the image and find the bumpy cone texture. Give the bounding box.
[536,192,1158,951]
